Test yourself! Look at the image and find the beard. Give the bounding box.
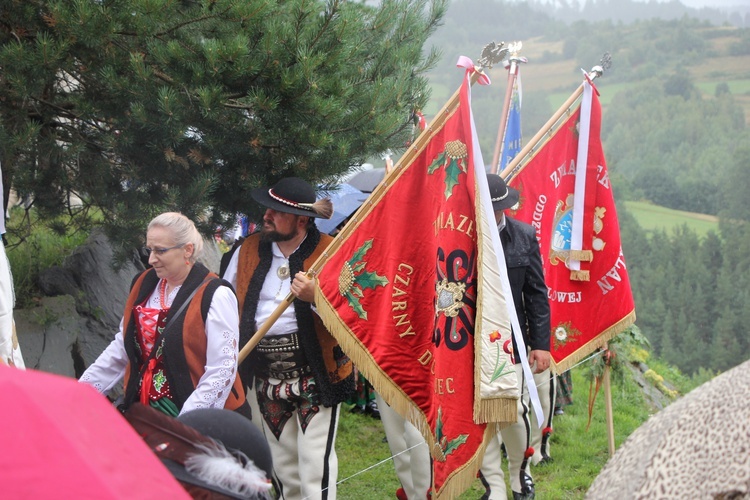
[260,223,298,243]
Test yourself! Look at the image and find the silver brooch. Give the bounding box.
[277,263,290,280]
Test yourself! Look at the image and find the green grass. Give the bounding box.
[624,200,719,238]
[336,366,653,498]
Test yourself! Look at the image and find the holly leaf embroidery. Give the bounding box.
[355,270,389,290]
[444,157,466,199]
[428,151,447,174]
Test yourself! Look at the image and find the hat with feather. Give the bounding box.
[126,404,274,499]
[251,177,333,219]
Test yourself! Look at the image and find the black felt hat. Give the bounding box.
[486,173,520,211]
[172,408,274,499]
[125,404,274,500]
[251,177,332,219]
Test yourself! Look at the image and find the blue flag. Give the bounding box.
[499,73,522,172]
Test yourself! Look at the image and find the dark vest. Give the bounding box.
[235,228,354,407]
[121,264,246,412]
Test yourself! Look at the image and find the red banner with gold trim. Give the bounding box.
[314,64,518,498]
[506,81,636,371]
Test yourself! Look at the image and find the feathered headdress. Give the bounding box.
[125,404,273,499]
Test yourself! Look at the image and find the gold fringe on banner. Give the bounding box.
[313,288,442,455]
[473,394,517,427]
[315,286,518,498]
[552,309,636,374]
[433,425,504,500]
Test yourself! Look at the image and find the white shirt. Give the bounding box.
[79,279,240,415]
[223,240,301,337]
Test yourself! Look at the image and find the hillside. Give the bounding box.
[520,26,750,122]
[624,200,719,237]
[428,24,750,130]
[417,4,750,378]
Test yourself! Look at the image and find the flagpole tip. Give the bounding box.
[477,41,509,72]
[588,52,612,81]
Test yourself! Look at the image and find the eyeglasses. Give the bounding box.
[143,243,185,256]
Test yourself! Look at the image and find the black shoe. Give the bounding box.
[512,473,535,500]
[365,400,381,419]
[350,404,365,414]
[513,492,534,500]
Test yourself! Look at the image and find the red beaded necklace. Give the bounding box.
[159,279,170,309]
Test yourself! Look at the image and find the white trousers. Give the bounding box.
[375,393,432,499]
[255,377,340,500]
[529,369,555,465]
[480,364,532,498]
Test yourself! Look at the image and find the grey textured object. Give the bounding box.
[587,358,750,499]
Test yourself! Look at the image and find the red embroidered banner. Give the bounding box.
[506,82,636,371]
[314,66,518,498]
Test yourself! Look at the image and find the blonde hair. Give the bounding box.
[148,212,204,263]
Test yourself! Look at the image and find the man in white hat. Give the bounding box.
[222,176,354,500]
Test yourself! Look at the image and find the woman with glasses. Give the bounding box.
[80,212,249,418]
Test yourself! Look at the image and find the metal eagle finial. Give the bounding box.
[589,52,613,80]
[477,41,509,71]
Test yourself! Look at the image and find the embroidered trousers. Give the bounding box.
[530,369,555,465]
[255,375,340,500]
[480,364,532,498]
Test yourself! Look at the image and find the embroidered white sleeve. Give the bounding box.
[180,285,240,415]
[79,318,128,395]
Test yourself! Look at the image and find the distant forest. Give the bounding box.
[424,0,750,375]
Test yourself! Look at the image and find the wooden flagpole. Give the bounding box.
[490,42,526,174]
[238,42,509,364]
[499,54,611,182]
[497,52,616,455]
[603,344,616,456]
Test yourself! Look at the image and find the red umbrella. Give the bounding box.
[0,365,190,499]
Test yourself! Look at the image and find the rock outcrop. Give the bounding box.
[16,229,221,378]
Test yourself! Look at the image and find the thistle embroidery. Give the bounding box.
[338,239,389,320]
[427,140,469,200]
[434,406,468,461]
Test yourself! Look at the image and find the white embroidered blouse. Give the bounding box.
[79,279,240,415]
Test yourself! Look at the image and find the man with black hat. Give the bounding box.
[480,174,551,500]
[222,177,354,500]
